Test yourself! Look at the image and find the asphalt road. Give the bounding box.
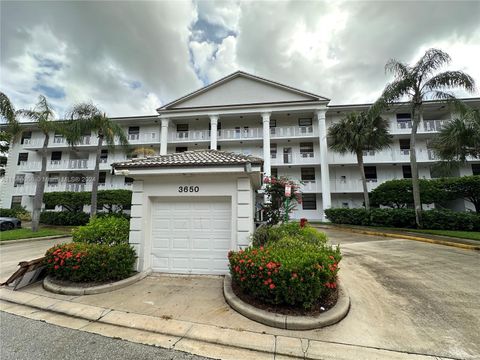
[0,312,212,360]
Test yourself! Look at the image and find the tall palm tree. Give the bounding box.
[20,95,60,231]
[432,103,480,162]
[379,49,475,227]
[0,91,22,154]
[64,103,129,217]
[328,109,392,209]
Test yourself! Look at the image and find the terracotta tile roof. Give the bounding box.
[112,149,264,169]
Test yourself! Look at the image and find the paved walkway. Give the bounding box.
[1,230,479,359]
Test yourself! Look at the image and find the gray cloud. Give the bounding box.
[1,0,479,117]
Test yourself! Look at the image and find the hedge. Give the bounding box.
[43,189,132,213]
[72,216,130,245]
[0,207,31,221]
[40,211,90,226]
[229,236,341,309]
[44,242,136,282]
[251,222,327,247]
[325,208,480,231]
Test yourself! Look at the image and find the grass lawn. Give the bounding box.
[398,228,480,241]
[0,228,69,241]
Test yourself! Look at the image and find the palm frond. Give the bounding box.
[0,92,16,123]
[385,59,410,79]
[422,71,476,94]
[413,48,451,78]
[380,78,413,104]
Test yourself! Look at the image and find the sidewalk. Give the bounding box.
[0,273,471,360]
[316,224,480,251]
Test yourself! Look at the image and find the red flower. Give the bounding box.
[54,265,59,270]
[263,280,269,285]
[269,283,276,289]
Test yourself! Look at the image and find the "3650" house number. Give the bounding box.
[178,186,200,193]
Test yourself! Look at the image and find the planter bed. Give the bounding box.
[43,271,149,296]
[224,274,350,330]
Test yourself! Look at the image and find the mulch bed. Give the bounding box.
[47,272,137,288]
[231,281,338,316]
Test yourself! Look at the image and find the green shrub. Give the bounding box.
[325,208,480,231]
[40,211,89,226]
[72,215,130,245]
[251,223,327,247]
[229,239,341,309]
[44,189,132,213]
[0,207,31,221]
[44,242,136,282]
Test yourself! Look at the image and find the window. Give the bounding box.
[53,132,64,143]
[128,126,140,140]
[364,166,377,181]
[17,153,28,165]
[270,120,277,135]
[298,118,312,127]
[21,131,32,145]
[177,124,189,132]
[51,151,62,162]
[98,172,106,184]
[48,173,60,185]
[100,150,108,163]
[472,164,480,175]
[271,168,278,178]
[14,174,25,187]
[270,143,277,159]
[300,142,314,158]
[402,165,412,179]
[399,139,410,155]
[11,196,22,208]
[283,147,292,164]
[301,167,315,181]
[176,147,188,153]
[302,194,317,210]
[396,113,412,129]
[124,177,134,185]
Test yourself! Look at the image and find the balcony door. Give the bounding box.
[283,147,292,164]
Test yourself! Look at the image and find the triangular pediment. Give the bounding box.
[160,71,329,110]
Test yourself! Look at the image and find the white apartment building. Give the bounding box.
[2,71,480,221]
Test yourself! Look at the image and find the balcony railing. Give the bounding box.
[271,152,317,165]
[391,119,448,134]
[300,180,319,193]
[172,130,210,142]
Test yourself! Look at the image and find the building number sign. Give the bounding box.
[178,186,200,193]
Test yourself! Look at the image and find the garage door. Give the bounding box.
[150,197,232,275]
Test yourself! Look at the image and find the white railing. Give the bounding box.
[331,179,379,193]
[391,119,448,134]
[300,180,319,193]
[400,149,410,156]
[172,130,210,142]
[271,152,317,165]
[53,137,65,144]
[218,128,262,140]
[128,133,140,140]
[271,126,315,138]
[68,159,89,169]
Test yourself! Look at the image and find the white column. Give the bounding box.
[209,114,219,150]
[261,112,271,178]
[316,109,331,220]
[160,118,169,155]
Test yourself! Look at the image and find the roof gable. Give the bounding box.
[160,71,329,110]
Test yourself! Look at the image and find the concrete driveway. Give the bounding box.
[2,229,479,359]
[0,237,69,283]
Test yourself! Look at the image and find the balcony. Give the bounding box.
[171,130,210,142]
[271,152,317,165]
[23,135,95,149]
[271,126,316,138]
[300,180,320,193]
[331,178,379,193]
[390,119,448,135]
[17,159,95,172]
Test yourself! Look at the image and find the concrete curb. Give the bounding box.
[0,235,71,246]
[223,274,350,330]
[327,226,480,251]
[43,271,151,295]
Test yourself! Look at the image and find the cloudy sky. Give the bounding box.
[1,0,479,118]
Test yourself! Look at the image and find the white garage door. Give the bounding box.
[150,197,232,275]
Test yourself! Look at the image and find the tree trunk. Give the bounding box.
[356,151,370,210]
[31,134,49,232]
[411,105,423,228]
[90,135,103,218]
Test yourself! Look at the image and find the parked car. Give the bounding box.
[0,217,22,231]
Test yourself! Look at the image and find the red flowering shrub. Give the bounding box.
[44,243,136,282]
[229,237,341,309]
[262,176,302,225]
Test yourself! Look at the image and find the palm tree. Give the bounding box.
[379,49,475,227]
[64,103,129,217]
[328,109,392,209]
[0,92,22,154]
[432,103,480,162]
[20,95,60,231]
